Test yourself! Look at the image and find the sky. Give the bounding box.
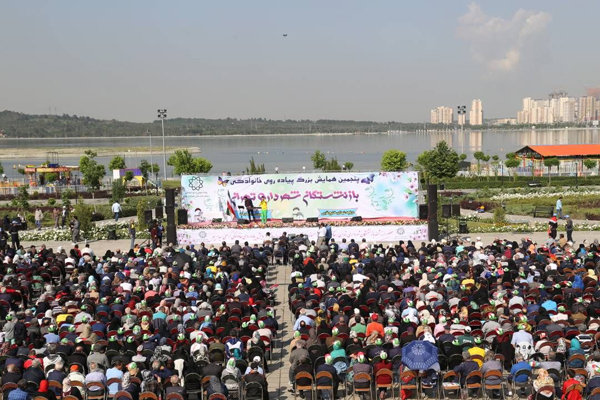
[0,1,598,123]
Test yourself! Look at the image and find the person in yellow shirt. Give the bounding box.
[259,198,268,224]
[468,337,486,367]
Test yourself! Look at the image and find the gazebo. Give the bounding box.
[514,144,600,177]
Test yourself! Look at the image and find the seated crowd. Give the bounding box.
[288,236,600,400]
[0,240,280,400]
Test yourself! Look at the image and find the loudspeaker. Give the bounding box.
[166,209,175,226]
[166,224,177,245]
[306,217,319,223]
[442,204,452,218]
[419,204,428,220]
[442,204,461,218]
[107,229,117,240]
[351,216,362,222]
[427,184,439,241]
[212,218,222,223]
[452,204,460,217]
[282,217,294,223]
[155,206,163,220]
[144,209,153,225]
[237,219,250,225]
[165,188,176,208]
[177,209,188,225]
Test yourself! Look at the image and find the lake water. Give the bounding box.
[0,128,598,180]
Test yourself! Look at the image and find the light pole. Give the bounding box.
[157,109,167,180]
[146,129,154,181]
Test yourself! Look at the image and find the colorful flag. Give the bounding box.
[226,191,237,219]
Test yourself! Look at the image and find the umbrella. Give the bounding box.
[401,340,438,371]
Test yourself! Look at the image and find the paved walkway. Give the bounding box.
[460,208,589,225]
[265,262,293,399]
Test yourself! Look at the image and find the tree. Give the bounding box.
[79,150,106,190]
[543,157,560,185]
[111,180,126,203]
[380,150,408,171]
[246,157,265,174]
[139,159,159,180]
[167,149,212,175]
[490,155,500,177]
[108,155,126,171]
[343,162,354,171]
[61,189,74,208]
[124,171,134,183]
[504,154,520,181]
[473,151,490,177]
[72,203,94,234]
[583,159,597,178]
[415,141,459,183]
[12,185,30,210]
[0,162,3,175]
[311,150,326,170]
[323,158,342,171]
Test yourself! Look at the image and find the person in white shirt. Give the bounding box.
[317,224,327,247]
[111,201,122,222]
[256,321,272,342]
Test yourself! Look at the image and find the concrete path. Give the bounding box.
[460,208,590,225]
[265,261,293,399]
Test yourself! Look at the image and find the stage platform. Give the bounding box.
[176,220,428,245]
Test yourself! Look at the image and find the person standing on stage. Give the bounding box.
[259,197,268,224]
[244,196,257,223]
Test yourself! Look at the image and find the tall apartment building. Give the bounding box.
[578,96,597,121]
[517,93,599,124]
[469,99,483,125]
[430,106,453,124]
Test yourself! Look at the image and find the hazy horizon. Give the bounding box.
[1,1,598,123]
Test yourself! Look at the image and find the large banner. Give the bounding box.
[180,171,419,222]
[178,224,428,245]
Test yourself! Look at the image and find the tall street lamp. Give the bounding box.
[146,129,154,181]
[157,109,167,180]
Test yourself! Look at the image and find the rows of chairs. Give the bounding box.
[292,366,600,400]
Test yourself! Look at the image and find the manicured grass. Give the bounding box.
[162,179,181,189]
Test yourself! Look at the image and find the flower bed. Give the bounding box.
[490,188,600,201]
[20,222,150,241]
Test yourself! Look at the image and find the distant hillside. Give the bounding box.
[0,110,423,137]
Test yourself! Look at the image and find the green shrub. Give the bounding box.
[47,198,56,206]
[111,180,126,203]
[72,203,94,233]
[493,207,506,224]
[61,189,74,208]
[137,199,149,230]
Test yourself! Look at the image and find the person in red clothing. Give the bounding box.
[366,313,384,338]
[561,375,584,400]
[374,351,393,399]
